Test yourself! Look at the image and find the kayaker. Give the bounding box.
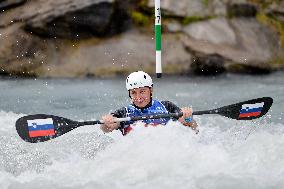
[100,71,198,135]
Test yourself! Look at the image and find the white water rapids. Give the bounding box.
[0,73,283,189]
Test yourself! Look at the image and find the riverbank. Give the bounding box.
[0,0,284,78]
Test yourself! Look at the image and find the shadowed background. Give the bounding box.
[0,0,284,78]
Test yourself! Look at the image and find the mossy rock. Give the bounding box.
[267,56,284,70]
[202,0,209,7]
[138,0,149,8]
[248,0,283,9]
[191,55,226,76]
[131,11,151,26]
[227,63,272,74]
[227,3,257,18]
[256,13,284,47]
[182,16,208,25]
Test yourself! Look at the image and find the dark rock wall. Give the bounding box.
[0,0,283,78]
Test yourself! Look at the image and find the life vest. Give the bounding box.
[121,100,169,135]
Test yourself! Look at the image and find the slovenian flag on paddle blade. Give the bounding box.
[27,118,55,138]
[239,102,264,118]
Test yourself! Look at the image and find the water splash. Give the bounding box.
[1,111,284,189]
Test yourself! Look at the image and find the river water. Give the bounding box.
[0,72,283,189]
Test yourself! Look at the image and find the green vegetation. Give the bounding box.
[248,0,282,9]
[131,11,151,27]
[162,63,188,74]
[227,63,272,74]
[138,0,149,8]
[257,13,284,47]
[182,16,207,25]
[268,56,284,67]
[133,0,211,27]
[202,0,209,7]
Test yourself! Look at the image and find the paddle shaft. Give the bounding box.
[15,97,273,143]
[77,112,184,126]
[75,110,217,126]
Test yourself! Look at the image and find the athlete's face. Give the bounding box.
[129,87,152,108]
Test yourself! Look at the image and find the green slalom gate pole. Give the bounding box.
[155,0,162,78]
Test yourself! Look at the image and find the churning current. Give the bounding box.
[0,72,283,189]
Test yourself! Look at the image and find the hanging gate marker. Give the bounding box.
[155,0,162,78]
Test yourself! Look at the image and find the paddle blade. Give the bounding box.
[217,97,273,120]
[16,114,79,143]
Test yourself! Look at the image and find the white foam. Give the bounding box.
[1,112,284,189]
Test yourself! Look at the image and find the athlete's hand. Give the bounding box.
[100,114,120,133]
[179,107,192,124]
[179,107,199,134]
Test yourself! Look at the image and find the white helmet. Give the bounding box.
[126,71,153,90]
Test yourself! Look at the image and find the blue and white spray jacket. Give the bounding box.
[121,100,170,135]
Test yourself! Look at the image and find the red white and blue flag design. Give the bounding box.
[239,102,264,118]
[27,118,55,138]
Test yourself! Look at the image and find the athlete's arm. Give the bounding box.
[102,107,131,134]
[162,101,198,133]
[100,108,126,133]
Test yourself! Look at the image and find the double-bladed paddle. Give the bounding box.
[16,97,273,143]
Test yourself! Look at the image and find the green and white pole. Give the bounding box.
[155,0,162,78]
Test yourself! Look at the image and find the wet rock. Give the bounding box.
[146,0,255,18]
[182,17,283,73]
[23,0,130,39]
[43,31,192,77]
[266,1,284,23]
[183,17,237,46]
[25,2,114,38]
[0,0,131,39]
[228,3,257,17]
[210,0,227,16]
[0,27,192,77]
[0,0,283,77]
[164,20,182,33]
[147,0,209,17]
[0,0,26,11]
[227,63,272,74]
[191,54,226,75]
[0,24,49,77]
